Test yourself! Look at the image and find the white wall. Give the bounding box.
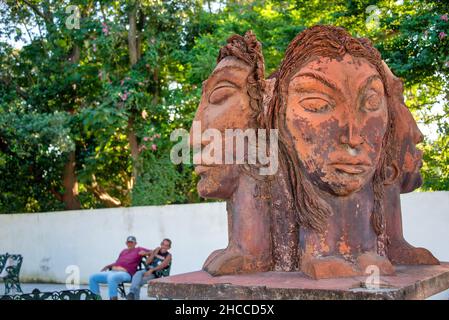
[0,202,227,283]
[401,191,449,261]
[0,192,448,285]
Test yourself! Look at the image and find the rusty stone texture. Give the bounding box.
[190,25,440,281]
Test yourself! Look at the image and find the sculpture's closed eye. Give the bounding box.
[299,97,333,113]
[209,82,238,105]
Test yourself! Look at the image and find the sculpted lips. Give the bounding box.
[331,164,370,174]
[195,165,219,176]
[329,157,372,175]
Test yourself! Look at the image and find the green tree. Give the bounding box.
[0,0,447,213]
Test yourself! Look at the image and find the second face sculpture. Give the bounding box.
[190,25,439,279]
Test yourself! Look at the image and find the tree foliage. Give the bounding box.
[0,0,447,213]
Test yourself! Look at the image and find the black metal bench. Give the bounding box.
[0,253,23,295]
[0,288,100,300]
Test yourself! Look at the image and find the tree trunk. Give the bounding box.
[136,10,145,61]
[59,40,82,210]
[127,115,140,189]
[69,45,80,63]
[126,2,140,190]
[62,151,81,210]
[128,4,138,66]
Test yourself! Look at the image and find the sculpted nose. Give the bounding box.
[189,123,196,147]
[415,128,424,144]
[340,120,364,149]
[190,104,204,147]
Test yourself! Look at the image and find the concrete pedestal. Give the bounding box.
[148,262,449,300]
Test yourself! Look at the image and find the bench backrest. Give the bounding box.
[0,288,99,300]
[0,255,7,274]
[0,253,23,278]
[154,263,171,278]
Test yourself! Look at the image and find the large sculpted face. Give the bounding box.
[285,54,388,196]
[381,61,423,193]
[400,114,424,192]
[386,70,424,192]
[191,57,252,199]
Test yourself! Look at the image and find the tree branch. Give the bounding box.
[19,0,53,25]
[50,187,64,202]
[88,174,122,207]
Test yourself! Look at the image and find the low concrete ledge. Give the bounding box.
[148,262,449,300]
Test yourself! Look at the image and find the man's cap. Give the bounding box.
[126,236,137,243]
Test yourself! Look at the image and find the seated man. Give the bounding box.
[126,238,172,300]
[89,236,149,300]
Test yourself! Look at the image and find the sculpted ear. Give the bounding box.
[384,160,400,185]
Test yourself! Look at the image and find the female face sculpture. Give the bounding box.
[393,95,424,193]
[382,62,439,266]
[191,31,264,200]
[192,56,252,199]
[285,54,388,196]
[400,112,424,192]
[381,62,424,193]
[193,32,273,276]
[267,26,393,240]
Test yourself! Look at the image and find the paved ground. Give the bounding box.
[1,282,153,300]
[2,282,447,300]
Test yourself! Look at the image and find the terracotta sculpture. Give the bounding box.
[191,25,439,279]
[268,26,397,278]
[381,61,439,265]
[190,31,272,275]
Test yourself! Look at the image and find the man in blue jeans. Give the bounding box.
[126,238,172,300]
[89,236,149,300]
